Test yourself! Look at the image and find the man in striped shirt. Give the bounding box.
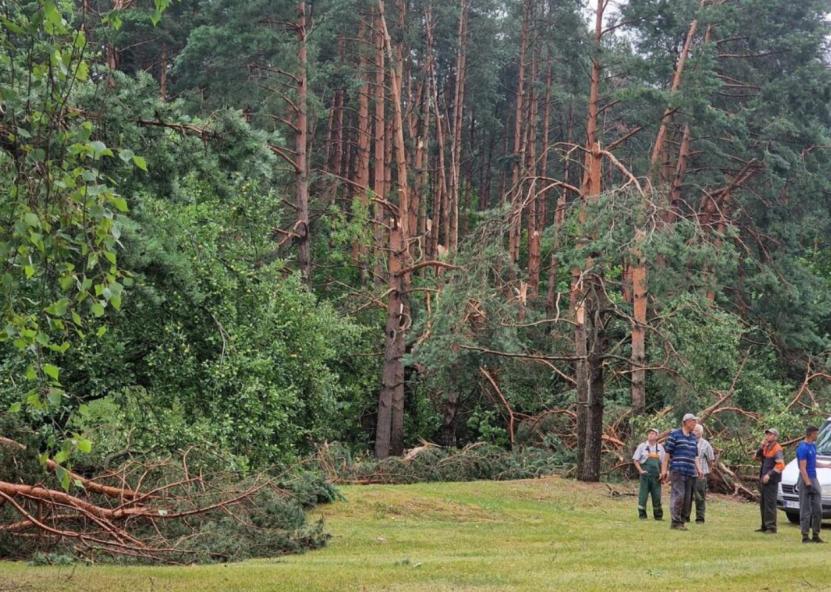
[661,413,702,530]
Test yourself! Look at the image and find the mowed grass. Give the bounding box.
[3,477,831,592]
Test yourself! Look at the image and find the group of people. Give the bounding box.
[633,413,830,543]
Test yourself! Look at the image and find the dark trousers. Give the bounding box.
[798,476,823,536]
[693,477,707,522]
[670,472,695,527]
[759,479,778,531]
[638,472,663,519]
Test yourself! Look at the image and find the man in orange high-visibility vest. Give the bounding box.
[754,428,785,534]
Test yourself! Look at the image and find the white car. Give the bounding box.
[777,418,831,523]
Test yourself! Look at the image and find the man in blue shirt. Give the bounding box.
[796,425,831,543]
[661,413,702,530]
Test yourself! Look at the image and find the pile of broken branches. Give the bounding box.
[0,437,330,563]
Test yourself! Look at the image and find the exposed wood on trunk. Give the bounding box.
[574,0,605,483]
[376,0,412,457]
[667,123,691,222]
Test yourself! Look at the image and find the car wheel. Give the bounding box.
[786,511,800,524]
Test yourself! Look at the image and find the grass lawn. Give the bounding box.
[2,476,830,591]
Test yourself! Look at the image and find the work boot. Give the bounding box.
[695,518,705,524]
[802,535,811,544]
[812,535,826,544]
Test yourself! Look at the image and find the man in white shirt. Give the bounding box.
[692,424,715,523]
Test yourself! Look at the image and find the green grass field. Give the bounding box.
[2,477,830,591]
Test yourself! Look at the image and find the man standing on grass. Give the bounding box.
[633,428,665,520]
[692,424,715,524]
[661,413,702,530]
[796,425,831,544]
[754,428,784,534]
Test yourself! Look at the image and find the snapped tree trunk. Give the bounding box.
[574,0,605,482]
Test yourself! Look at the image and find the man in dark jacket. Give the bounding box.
[754,428,784,534]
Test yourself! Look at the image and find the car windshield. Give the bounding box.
[817,422,831,456]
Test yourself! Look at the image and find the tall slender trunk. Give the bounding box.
[295,1,311,281]
[525,45,540,299]
[376,219,403,459]
[448,0,470,254]
[508,0,530,263]
[373,17,387,282]
[574,0,605,482]
[426,9,449,255]
[538,52,553,230]
[376,0,412,457]
[353,19,372,270]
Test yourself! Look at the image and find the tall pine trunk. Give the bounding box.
[295,1,310,281]
[448,0,470,253]
[574,0,606,482]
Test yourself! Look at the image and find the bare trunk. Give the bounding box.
[295,2,310,281]
[538,53,553,229]
[575,0,605,482]
[508,0,530,263]
[448,0,470,253]
[373,17,387,282]
[376,219,404,459]
[353,20,372,269]
[378,0,412,456]
[525,45,540,296]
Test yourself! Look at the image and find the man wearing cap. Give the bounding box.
[633,428,665,520]
[661,413,702,530]
[796,425,831,543]
[754,428,784,534]
[692,424,715,523]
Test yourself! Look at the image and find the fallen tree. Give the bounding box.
[0,438,335,563]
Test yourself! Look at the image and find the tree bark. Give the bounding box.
[574,0,605,482]
[508,0,530,263]
[295,1,311,281]
[448,0,470,254]
[376,219,404,459]
[373,15,387,283]
[353,19,372,271]
[378,0,412,456]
